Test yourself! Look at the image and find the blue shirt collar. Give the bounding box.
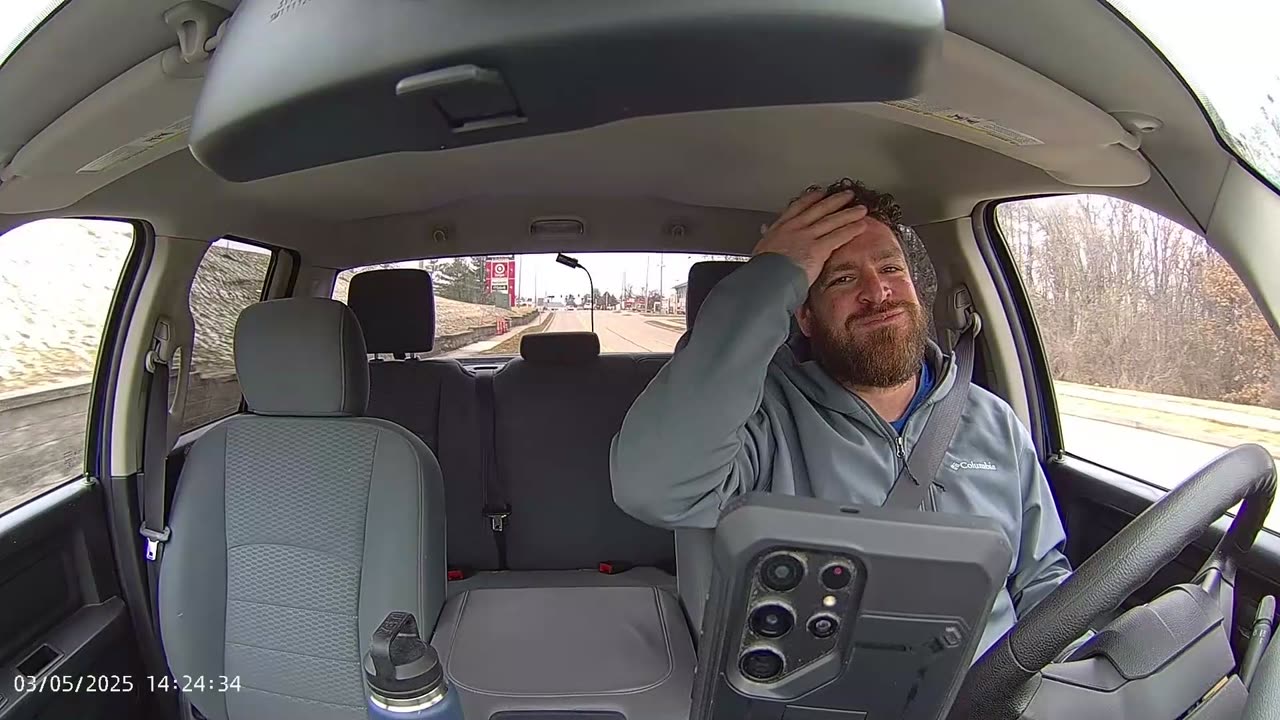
[890,360,933,434]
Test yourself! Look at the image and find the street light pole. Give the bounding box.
[658,255,666,313]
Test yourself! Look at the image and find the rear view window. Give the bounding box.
[0,219,135,513]
[335,253,745,356]
[180,238,273,432]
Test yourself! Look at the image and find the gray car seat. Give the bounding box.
[159,297,447,720]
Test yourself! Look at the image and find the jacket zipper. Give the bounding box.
[852,396,907,479]
[841,352,954,483]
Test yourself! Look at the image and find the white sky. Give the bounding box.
[383,252,739,301]
[1109,0,1280,143]
[512,252,735,300]
[0,1,64,66]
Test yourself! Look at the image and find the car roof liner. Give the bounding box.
[188,0,943,182]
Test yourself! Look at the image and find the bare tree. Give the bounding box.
[996,196,1277,409]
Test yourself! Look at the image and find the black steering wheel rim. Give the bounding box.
[949,443,1277,720]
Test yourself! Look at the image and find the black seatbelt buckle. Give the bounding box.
[139,524,171,562]
[484,507,511,533]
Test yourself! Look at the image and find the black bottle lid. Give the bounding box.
[363,612,444,700]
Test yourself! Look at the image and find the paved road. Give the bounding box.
[546,310,684,352]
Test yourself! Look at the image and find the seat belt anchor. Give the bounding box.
[139,524,172,562]
[144,348,168,374]
[485,507,511,533]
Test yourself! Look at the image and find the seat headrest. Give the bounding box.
[235,298,369,416]
[347,269,436,355]
[686,261,746,325]
[520,332,601,364]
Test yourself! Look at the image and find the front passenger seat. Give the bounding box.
[159,298,446,720]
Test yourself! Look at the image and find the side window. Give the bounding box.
[995,196,1280,498]
[0,219,135,513]
[181,238,273,432]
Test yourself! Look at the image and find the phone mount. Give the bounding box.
[691,493,1013,720]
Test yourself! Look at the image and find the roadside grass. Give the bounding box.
[479,312,556,355]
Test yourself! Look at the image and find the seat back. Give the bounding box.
[160,298,446,720]
[347,268,495,570]
[495,332,674,570]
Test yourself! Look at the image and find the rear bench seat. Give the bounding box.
[348,271,692,718]
[497,331,675,571]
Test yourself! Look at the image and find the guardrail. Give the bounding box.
[0,380,92,508]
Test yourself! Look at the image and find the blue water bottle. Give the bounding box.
[364,611,464,720]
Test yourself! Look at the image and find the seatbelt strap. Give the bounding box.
[135,327,174,657]
[139,336,172,565]
[883,312,981,511]
[475,369,510,569]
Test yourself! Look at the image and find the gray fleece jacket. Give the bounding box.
[610,252,1071,657]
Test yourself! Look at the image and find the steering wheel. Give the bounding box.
[948,443,1277,720]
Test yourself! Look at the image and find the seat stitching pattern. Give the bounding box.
[236,685,363,710]
[224,598,354,618]
[226,641,352,663]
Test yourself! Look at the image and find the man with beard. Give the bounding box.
[610,179,1071,655]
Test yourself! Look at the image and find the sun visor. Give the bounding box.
[188,0,944,182]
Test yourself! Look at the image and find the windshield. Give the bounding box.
[0,1,64,68]
[335,252,744,355]
[1105,0,1280,189]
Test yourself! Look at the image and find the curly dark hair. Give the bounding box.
[792,178,904,243]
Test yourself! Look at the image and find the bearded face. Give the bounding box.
[797,220,928,388]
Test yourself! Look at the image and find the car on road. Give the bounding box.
[0,2,1277,719]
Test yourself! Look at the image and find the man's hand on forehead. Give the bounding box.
[752,187,870,285]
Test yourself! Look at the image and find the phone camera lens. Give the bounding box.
[760,554,804,592]
[821,563,852,590]
[740,649,785,682]
[749,604,795,638]
[808,614,840,639]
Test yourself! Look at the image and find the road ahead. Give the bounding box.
[547,310,684,352]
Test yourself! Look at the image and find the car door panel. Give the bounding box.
[0,481,143,720]
[1049,454,1280,656]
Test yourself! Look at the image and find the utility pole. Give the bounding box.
[657,255,666,313]
[644,254,651,311]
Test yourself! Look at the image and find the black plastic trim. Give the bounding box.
[973,203,1063,459]
[1052,454,1280,580]
[220,234,298,301]
[0,480,96,549]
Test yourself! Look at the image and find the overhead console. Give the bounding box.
[187,0,944,181]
